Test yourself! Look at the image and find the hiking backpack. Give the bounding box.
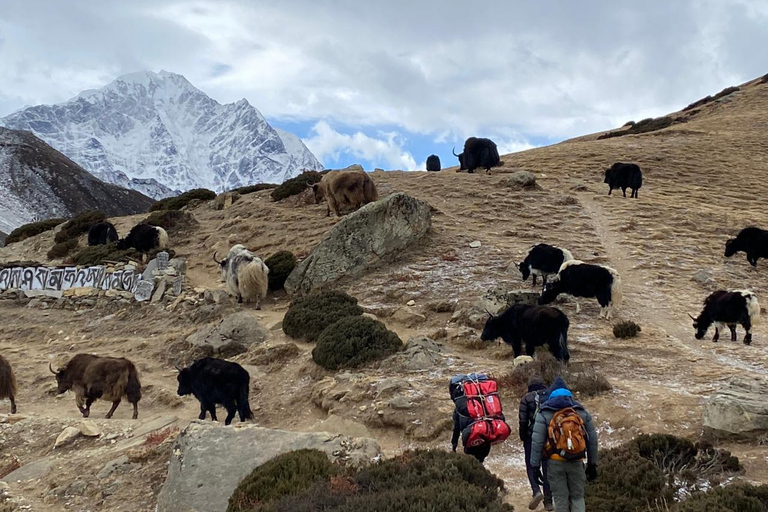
[545,407,588,460]
[450,374,511,447]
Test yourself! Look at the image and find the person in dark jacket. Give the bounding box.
[519,375,553,510]
[530,377,598,512]
[452,409,493,463]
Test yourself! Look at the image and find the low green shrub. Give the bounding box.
[312,316,402,370]
[72,243,141,266]
[672,484,768,512]
[496,352,611,398]
[264,251,297,291]
[712,86,739,101]
[47,239,79,260]
[227,449,339,512]
[598,116,677,140]
[236,183,279,195]
[143,209,197,233]
[230,449,512,512]
[54,211,106,243]
[149,189,216,212]
[270,171,324,202]
[613,320,641,339]
[5,218,65,245]
[282,290,363,342]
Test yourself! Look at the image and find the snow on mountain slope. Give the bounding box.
[0,127,155,233]
[1,71,323,198]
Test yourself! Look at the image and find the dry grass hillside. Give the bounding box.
[1,75,768,511]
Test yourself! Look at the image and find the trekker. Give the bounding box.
[519,375,553,510]
[530,377,598,512]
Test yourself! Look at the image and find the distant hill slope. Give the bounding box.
[0,127,155,233]
[1,70,323,198]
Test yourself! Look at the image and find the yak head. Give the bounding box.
[604,168,615,185]
[311,183,325,204]
[176,366,194,396]
[452,147,466,170]
[688,313,709,340]
[480,310,500,342]
[519,261,531,281]
[212,252,228,281]
[49,362,72,394]
[724,238,739,258]
[539,280,561,305]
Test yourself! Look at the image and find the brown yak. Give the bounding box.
[0,354,17,414]
[312,170,378,217]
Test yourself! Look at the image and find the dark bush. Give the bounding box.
[54,211,106,243]
[631,434,698,475]
[47,239,79,260]
[270,171,324,201]
[282,290,363,342]
[598,116,677,140]
[622,121,636,127]
[683,86,740,112]
[495,352,611,398]
[232,449,513,512]
[72,243,141,266]
[227,449,339,512]
[5,218,65,245]
[712,86,739,101]
[264,251,297,291]
[312,316,402,370]
[613,320,641,339]
[683,96,713,112]
[760,73,768,85]
[149,189,216,212]
[143,210,197,234]
[236,183,279,195]
[672,484,768,512]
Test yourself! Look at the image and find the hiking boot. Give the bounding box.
[544,498,554,511]
[528,492,545,510]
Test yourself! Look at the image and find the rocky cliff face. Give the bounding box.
[1,70,323,198]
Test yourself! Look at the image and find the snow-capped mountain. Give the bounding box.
[1,71,323,198]
[0,127,154,234]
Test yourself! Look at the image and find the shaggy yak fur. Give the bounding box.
[0,354,17,414]
[690,290,760,344]
[453,137,501,173]
[426,154,441,172]
[604,162,643,198]
[725,227,768,268]
[176,357,253,425]
[214,244,269,307]
[50,353,142,419]
[312,169,378,216]
[116,223,169,253]
[481,304,570,362]
[539,260,623,319]
[87,222,119,246]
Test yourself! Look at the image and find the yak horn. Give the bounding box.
[687,313,697,320]
[452,147,459,156]
[212,251,221,264]
[485,308,494,317]
[173,363,183,372]
[49,362,57,374]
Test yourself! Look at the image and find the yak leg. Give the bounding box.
[743,318,753,345]
[524,341,537,357]
[105,399,121,419]
[222,398,238,425]
[199,402,208,420]
[209,405,218,422]
[608,187,612,196]
[83,397,96,418]
[728,324,738,342]
[131,401,138,420]
[712,328,720,343]
[10,396,16,414]
[622,188,627,197]
[531,274,538,287]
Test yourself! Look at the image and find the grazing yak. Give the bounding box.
[604,162,643,198]
[725,227,768,268]
[87,222,119,246]
[213,244,269,307]
[312,169,378,216]
[519,244,574,288]
[690,290,760,344]
[176,357,253,425]
[426,154,441,172]
[50,354,142,419]
[453,137,500,174]
[116,223,169,253]
[0,354,17,414]
[539,260,623,319]
[481,304,570,362]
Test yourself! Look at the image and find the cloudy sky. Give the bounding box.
[1,0,767,170]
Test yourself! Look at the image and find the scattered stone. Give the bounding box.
[156,422,380,512]
[97,455,130,479]
[476,286,540,314]
[151,280,167,303]
[406,299,416,306]
[186,311,269,357]
[425,300,457,313]
[503,171,540,190]
[704,376,768,439]
[134,280,154,302]
[203,289,230,305]
[213,191,241,210]
[169,258,187,275]
[4,456,55,482]
[142,258,159,280]
[387,336,444,371]
[451,306,488,329]
[23,289,63,299]
[285,193,432,295]
[514,355,534,368]
[469,240,482,248]
[312,415,371,438]
[54,426,81,448]
[171,275,184,296]
[79,420,101,437]
[389,396,412,409]
[692,269,715,286]
[391,306,427,327]
[156,251,170,271]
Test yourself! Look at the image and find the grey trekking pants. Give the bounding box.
[547,459,586,512]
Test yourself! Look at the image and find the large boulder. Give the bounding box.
[185,311,269,357]
[285,193,431,295]
[156,422,380,512]
[386,336,445,371]
[503,170,540,190]
[703,376,768,439]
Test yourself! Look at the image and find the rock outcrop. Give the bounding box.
[185,311,269,357]
[156,422,380,512]
[703,376,768,439]
[285,193,431,295]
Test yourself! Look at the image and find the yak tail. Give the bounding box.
[238,382,254,421]
[609,268,623,309]
[155,227,169,250]
[0,357,17,400]
[363,175,378,203]
[239,259,269,304]
[559,331,570,363]
[743,292,761,325]
[125,366,142,404]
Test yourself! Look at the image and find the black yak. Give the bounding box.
[453,137,500,173]
[519,244,574,288]
[725,227,768,268]
[481,304,570,362]
[50,354,142,419]
[176,357,253,425]
[690,290,760,344]
[87,222,119,246]
[604,162,643,198]
[426,154,441,172]
[539,260,622,319]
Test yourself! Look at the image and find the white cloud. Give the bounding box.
[304,121,417,171]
